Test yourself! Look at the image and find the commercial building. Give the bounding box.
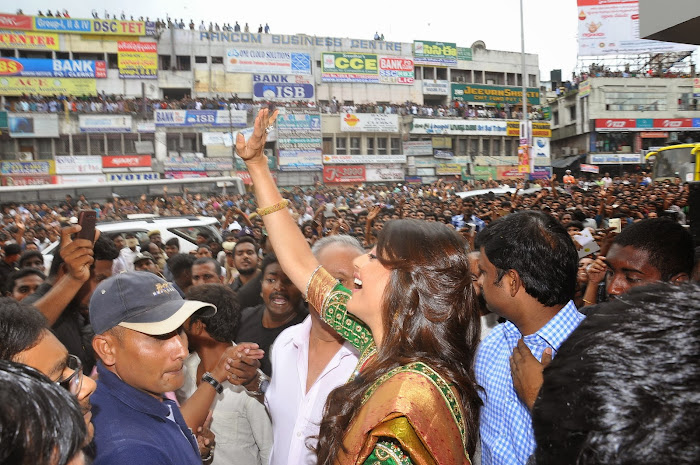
[0,12,544,187]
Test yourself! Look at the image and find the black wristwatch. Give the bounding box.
[201,372,224,394]
[247,371,270,396]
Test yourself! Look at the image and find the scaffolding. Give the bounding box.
[574,49,697,80]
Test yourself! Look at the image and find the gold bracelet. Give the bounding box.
[306,267,338,315]
[256,199,289,216]
[305,265,323,300]
[582,298,595,305]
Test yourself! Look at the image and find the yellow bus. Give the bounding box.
[645,143,700,182]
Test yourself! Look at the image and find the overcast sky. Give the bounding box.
[14,0,697,80]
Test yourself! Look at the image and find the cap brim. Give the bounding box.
[119,300,216,335]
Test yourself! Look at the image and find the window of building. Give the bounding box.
[469,139,478,156]
[529,74,537,87]
[89,135,105,155]
[211,56,223,64]
[485,72,504,85]
[423,67,435,80]
[0,49,15,58]
[159,55,171,70]
[367,137,375,154]
[505,139,513,156]
[595,132,634,153]
[124,134,139,154]
[350,137,361,155]
[493,138,501,155]
[107,53,119,69]
[55,51,69,60]
[73,53,104,61]
[336,137,347,155]
[553,110,559,126]
[474,72,483,84]
[390,138,401,155]
[482,138,490,156]
[603,91,667,111]
[451,69,469,83]
[18,51,52,59]
[72,135,87,154]
[323,137,333,154]
[568,105,576,121]
[414,66,422,80]
[436,67,447,80]
[56,136,71,155]
[107,135,122,155]
[377,138,388,155]
[166,133,181,152]
[176,56,191,71]
[195,56,208,64]
[37,139,52,157]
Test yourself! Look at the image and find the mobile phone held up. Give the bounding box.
[77,211,96,242]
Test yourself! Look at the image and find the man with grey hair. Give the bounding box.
[257,235,364,465]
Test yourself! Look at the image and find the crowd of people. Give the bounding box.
[0,110,697,465]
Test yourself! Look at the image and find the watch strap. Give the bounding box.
[201,372,224,394]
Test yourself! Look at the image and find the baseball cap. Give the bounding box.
[133,252,154,264]
[90,271,216,335]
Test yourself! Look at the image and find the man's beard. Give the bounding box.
[238,267,257,276]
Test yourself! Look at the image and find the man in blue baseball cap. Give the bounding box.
[89,271,216,465]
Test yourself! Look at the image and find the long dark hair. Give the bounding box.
[316,219,482,464]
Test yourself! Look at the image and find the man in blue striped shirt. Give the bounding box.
[474,211,583,465]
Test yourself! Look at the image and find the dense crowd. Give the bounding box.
[0,159,697,465]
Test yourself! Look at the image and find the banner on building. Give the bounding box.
[277,110,322,171]
[107,172,160,182]
[202,132,233,146]
[1,160,55,175]
[323,165,365,183]
[0,13,34,31]
[8,113,59,138]
[163,157,233,172]
[576,0,696,56]
[413,40,457,66]
[118,41,157,79]
[322,154,406,164]
[578,80,591,97]
[54,156,102,174]
[0,77,97,96]
[321,52,414,84]
[340,113,399,132]
[33,17,153,36]
[452,84,540,105]
[589,154,642,164]
[0,175,52,186]
[102,155,152,169]
[225,49,311,74]
[0,31,59,50]
[532,137,550,158]
[457,47,472,61]
[365,164,404,182]
[155,110,247,128]
[580,163,600,174]
[529,167,552,180]
[465,165,497,181]
[403,141,433,156]
[434,150,454,160]
[422,80,450,95]
[435,163,462,175]
[694,78,700,98]
[79,115,132,133]
[518,145,530,174]
[0,58,106,78]
[497,166,523,180]
[54,174,106,184]
[506,121,552,137]
[411,119,507,136]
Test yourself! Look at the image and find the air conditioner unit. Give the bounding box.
[18,152,33,161]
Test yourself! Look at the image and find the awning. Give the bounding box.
[551,155,581,168]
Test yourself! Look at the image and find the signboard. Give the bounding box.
[323,165,366,183]
[466,165,497,180]
[578,80,591,97]
[529,166,552,180]
[54,174,106,184]
[403,140,433,156]
[0,31,59,50]
[411,119,507,136]
[163,157,233,172]
[0,175,52,186]
[595,118,637,131]
[225,49,311,74]
[457,47,472,61]
[54,156,102,174]
[79,115,132,133]
[497,166,523,180]
[118,41,157,80]
[202,132,233,146]
[576,0,696,56]
[8,113,59,138]
[0,58,106,78]
[413,40,457,66]
[365,164,404,182]
[452,84,540,105]
[506,121,552,138]
[0,13,34,31]
[33,17,152,36]
[432,136,452,148]
[277,110,322,171]
[322,154,407,164]
[694,78,700,98]
[580,163,600,174]
[107,172,160,182]
[1,160,54,175]
[321,52,414,84]
[588,154,642,164]
[532,137,550,158]
[518,145,531,174]
[155,110,247,128]
[422,80,450,95]
[252,74,314,101]
[0,77,96,96]
[340,113,399,132]
[433,150,454,160]
[102,155,151,169]
[436,163,462,175]
[652,118,693,129]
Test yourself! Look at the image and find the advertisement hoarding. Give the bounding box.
[163,157,233,172]
[0,13,34,30]
[155,110,247,128]
[0,31,59,50]
[321,52,414,84]
[79,115,132,133]
[8,113,59,138]
[435,163,462,175]
[506,121,552,138]
[322,154,406,164]
[118,41,157,80]
[589,154,642,164]
[226,49,311,74]
[340,113,399,133]
[365,164,404,182]
[532,137,551,158]
[0,175,52,186]
[54,156,102,174]
[422,80,450,95]
[277,110,322,171]
[102,155,152,169]
[252,74,314,101]
[411,119,507,136]
[403,141,433,156]
[33,17,153,36]
[0,77,97,96]
[452,84,540,105]
[54,174,106,184]
[0,58,106,78]
[413,40,457,66]
[576,0,695,56]
[1,160,54,175]
[323,165,365,183]
[107,172,160,182]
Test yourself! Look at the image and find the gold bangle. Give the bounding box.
[582,298,595,305]
[305,264,323,300]
[306,267,338,315]
[256,199,289,216]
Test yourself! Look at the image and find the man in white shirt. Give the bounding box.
[265,236,363,465]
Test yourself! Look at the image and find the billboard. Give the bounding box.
[0,77,97,96]
[225,49,311,74]
[252,74,314,101]
[54,156,103,175]
[1,160,54,175]
[506,121,552,138]
[340,113,399,133]
[277,110,322,171]
[102,155,152,169]
[577,0,696,56]
[154,110,247,128]
[323,165,366,183]
[107,172,160,182]
[79,115,132,133]
[8,113,59,138]
[322,154,407,164]
[365,164,404,182]
[452,84,541,105]
[164,157,233,172]
[422,80,450,95]
[0,31,59,50]
[321,53,414,84]
[33,17,153,36]
[118,41,157,79]
[411,119,507,136]
[413,40,457,66]
[0,13,34,31]
[403,141,433,156]
[0,58,106,78]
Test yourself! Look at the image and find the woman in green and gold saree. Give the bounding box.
[236,109,482,465]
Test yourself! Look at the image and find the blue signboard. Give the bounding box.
[253,82,314,100]
[0,58,106,78]
[693,118,700,128]
[636,118,653,129]
[154,110,247,128]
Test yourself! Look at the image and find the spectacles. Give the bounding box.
[57,354,83,396]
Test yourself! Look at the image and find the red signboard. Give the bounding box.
[323,165,366,183]
[640,131,668,138]
[0,14,33,31]
[102,155,151,168]
[595,119,636,130]
[652,118,693,129]
[1,175,52,186]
